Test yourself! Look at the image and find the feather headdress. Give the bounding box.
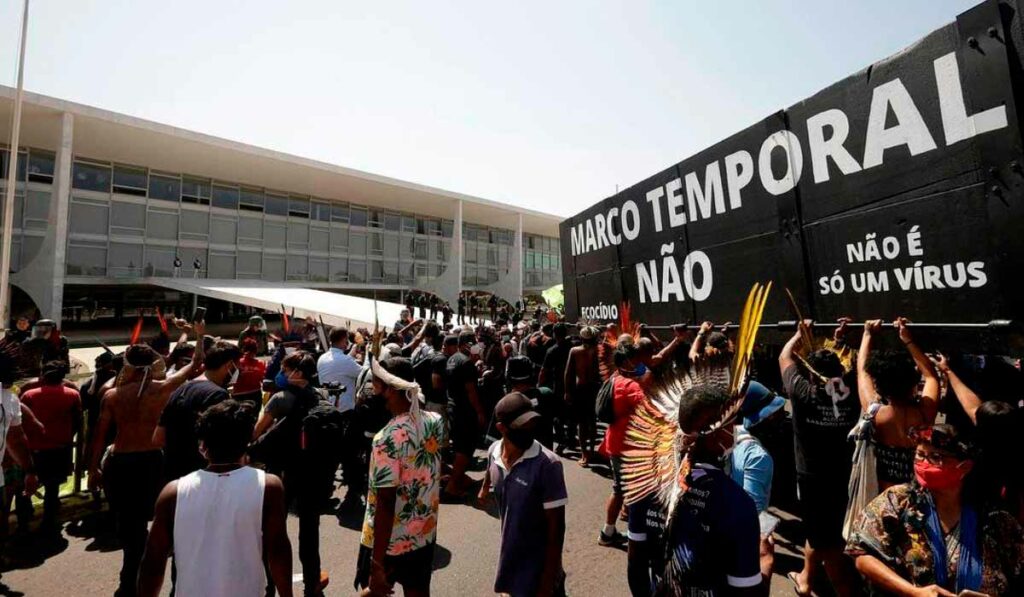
[620,282,772,512]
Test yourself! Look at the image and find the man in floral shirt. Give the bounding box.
[356,356,444,597]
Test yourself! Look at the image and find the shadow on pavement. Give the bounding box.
[431,543,452,572]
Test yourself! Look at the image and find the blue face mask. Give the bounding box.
[274,371,291,389]
[634,363,648,377]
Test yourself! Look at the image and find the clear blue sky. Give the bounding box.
[0,0,975,218]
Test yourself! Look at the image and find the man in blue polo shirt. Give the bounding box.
[480,392,568,597]
[660,384,767,597]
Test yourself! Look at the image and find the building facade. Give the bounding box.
[0,88,562,322]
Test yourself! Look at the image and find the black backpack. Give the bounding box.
[300,400,347,459]
[595,376,616,424]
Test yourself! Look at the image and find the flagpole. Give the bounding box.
[0,0,31,331]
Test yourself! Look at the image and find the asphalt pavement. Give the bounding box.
[0,445,813,596]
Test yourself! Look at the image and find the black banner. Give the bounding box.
[560,0,1024,348]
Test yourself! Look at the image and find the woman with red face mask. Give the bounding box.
[845,424,1024,596]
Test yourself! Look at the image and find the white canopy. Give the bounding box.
[148,278,408,331]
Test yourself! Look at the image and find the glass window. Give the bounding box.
[0,149,27,181]
[66,242,107,276]
[401,262,415,284]
[330,258,348,281]
[331,226,349,252]
[265,193,288,216]
[369,232,383,256]
[147,208,178,240]
[331,204,349,223]
[238,251,261,275]
[73,161,112,192]
[113,165,147,195]
[181,177,211,204]
[310,258,328,282]
[240,188,264,212]
[368,210,383,228]
[350,207,367,227]
[348,259,366,283]
[383,261,398,283]
[400,237,414,259]
[21,235,42,267]
[463,265,476,286]
[441,220,453,238]
[311,228,329,253]
[27,151,55,183]
[263,256,285,281]
[288,222,309,247]
[369,259,384,281]
[69,197,109,235]
[415,262,428,278]
[414,238,427,261]
[383,234,399,259]
[542,254,551,269]
[210,217,237,244]
[149,174,180,202]
[110,201,146,236]
[401,216,416,233]
[525,251,535,269]
[209,253,235,279]
[424,219,440,236]
[428,240,442,262]
[350,231,367,256]
[144,245,176,277]
[13,193,23,231]
[383,213,400,231]
[238,217,263,244]
[180,211,209,239]
[312,202,331,222]
[23,190,49,231]
[211,185,240,210]
[477,244,488,266]
[288,197,310,218]
[109,242,144,276]
[264,223,286,249]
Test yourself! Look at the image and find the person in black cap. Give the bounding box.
[505,355,555,449]
[480,392,567,597]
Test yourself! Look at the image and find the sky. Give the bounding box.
[0,0,976,218]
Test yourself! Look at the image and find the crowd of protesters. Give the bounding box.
[0,299,1022,596]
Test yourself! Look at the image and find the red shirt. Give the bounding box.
[599,375,646,457]
[20,385,81,450]
[233,354,266,396]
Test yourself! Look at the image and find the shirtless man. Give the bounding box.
[564,326,602,466]
[89,323,205,597]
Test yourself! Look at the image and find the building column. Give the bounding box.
[514,212,523,303]
[453,199,463,302]
[12,111,73,321]
[49,112,73,318]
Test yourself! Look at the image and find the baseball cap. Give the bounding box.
[495,392,541,429]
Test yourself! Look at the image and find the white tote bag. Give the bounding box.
[842,402,881,540]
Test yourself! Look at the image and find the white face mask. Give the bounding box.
[228,365,240,386]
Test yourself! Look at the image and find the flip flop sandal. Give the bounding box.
[786,572,813,597]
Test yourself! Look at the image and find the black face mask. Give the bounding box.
[505,427,535,450]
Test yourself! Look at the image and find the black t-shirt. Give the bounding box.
[417,351,449,405]
[541,341,572,396]
[661,465,761,596]
[160,379,229,480]
[782,364,860,476]
[446,352,479,413]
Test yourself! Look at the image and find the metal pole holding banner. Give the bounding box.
[0,0,30,330]
[644,320,1015,331]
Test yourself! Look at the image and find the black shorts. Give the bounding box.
[797,471,849,549]
[449,409,480,456]
[34,447,73,485]
[572,383,601,422]
[354,542,435,592]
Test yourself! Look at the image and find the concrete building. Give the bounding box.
[0,87,562,324]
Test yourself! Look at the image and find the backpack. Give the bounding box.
[300,400,348,461]
[249,388,345,470]
[595,376,617,424]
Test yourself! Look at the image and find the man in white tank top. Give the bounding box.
[137,400,293,597]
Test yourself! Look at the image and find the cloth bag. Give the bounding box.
[842,402,882,540]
